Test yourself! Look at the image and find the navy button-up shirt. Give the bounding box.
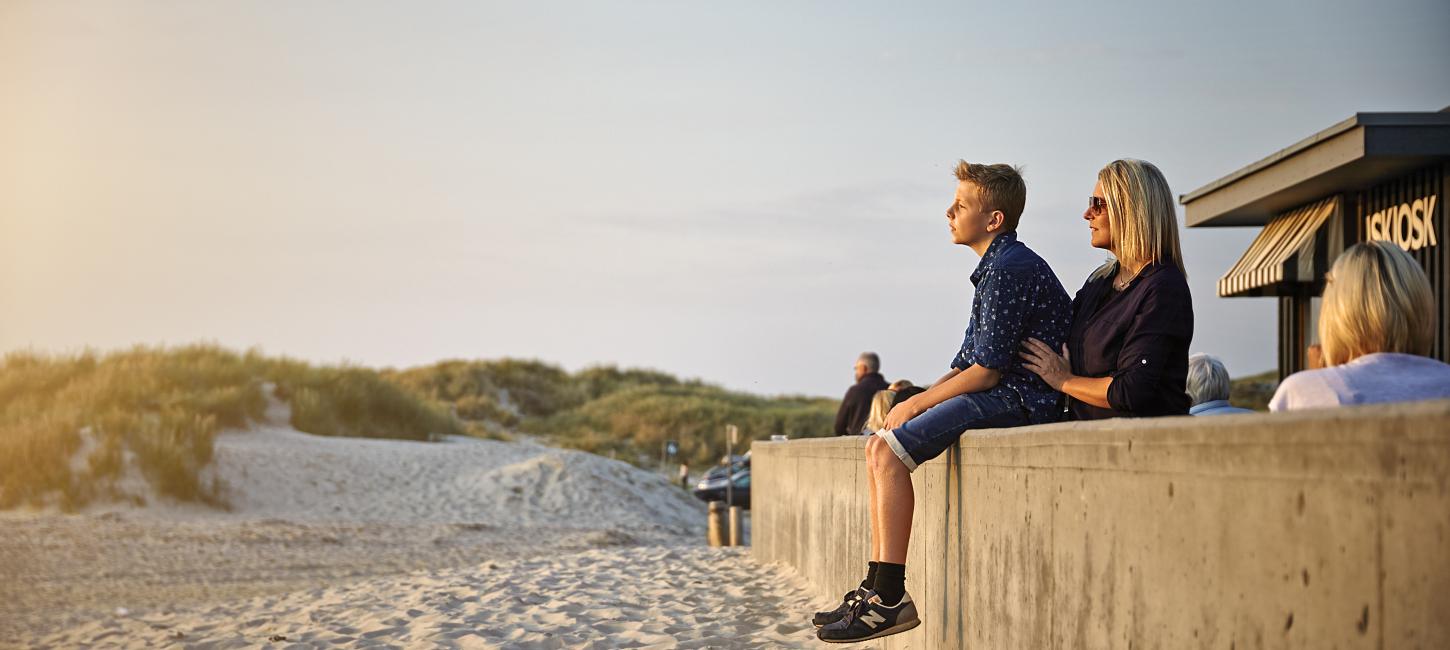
[950,231,1072,424]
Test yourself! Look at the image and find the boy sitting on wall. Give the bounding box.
[814,161,1071,643]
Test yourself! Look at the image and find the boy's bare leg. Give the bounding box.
[868,438,913,564]
[866,437,882,562]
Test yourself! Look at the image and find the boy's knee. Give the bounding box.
[867,437,904,471]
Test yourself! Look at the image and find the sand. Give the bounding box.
[1,424,843,649]
[26,546,824,649]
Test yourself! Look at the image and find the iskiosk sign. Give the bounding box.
[1366,194,1439,251]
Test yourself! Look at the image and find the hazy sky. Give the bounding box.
[3,1,1449,397]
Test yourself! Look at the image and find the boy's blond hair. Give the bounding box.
[954,161,1027,232]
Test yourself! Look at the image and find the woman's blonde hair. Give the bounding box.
[864,389,896,433]
[1098,159,1186,275]
[1318,241,1436,366]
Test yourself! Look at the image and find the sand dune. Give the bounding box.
[202,426,704,536]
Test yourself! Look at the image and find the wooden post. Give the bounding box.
[707,500,727,547]
[728,505,743,546]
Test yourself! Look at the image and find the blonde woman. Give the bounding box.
[861,389,897,434]
[1270,241,1450,410]
[1020,159,1193,418]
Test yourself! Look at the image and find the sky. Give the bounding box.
[2,1,1449,398]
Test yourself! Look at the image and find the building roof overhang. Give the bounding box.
[1181,111,1450,228]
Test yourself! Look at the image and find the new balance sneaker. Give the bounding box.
[811,587,867,628]
[816,590,920,643]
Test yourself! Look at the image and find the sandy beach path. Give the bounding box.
[27,545,837,649]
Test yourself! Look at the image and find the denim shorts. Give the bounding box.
[875,389,1028,472]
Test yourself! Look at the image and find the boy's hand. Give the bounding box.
[1020,338,1072,391]
[883,398,924,431]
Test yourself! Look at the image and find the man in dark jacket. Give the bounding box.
[834,352,888,436]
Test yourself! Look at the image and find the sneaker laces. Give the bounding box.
[840,591,874,625]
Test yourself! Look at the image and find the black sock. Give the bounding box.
[873,562,906,605]
[860,561,879,590]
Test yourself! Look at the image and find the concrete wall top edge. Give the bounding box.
[754,399,1450,483]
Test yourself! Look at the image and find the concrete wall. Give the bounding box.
[752,400,1450,649]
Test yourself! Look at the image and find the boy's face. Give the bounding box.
[947,181,999,247]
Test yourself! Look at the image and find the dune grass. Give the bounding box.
[385,358,583,427]
[1,346,838,511]
[527,383,838,468]
[393,359,839,468]
[0,345,465,511]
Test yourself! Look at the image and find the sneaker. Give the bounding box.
[811,587,867,628]
[816,590,920,643]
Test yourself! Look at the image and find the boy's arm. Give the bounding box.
[883,365,1000,431]
[931,368,961,387]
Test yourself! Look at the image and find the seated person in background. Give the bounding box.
[890,385,925,409]
[862,381,918,433]
[1186,354,1254,415]
[1271,241,1450,410]
[835,352,889,435]
[862,389,897,434]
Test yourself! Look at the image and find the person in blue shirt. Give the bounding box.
[1186,354,1254,415]
[815,161,1071,644]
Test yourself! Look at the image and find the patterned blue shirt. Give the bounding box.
[949,231,1072,424]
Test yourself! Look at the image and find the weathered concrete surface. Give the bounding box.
[752,400,1450,649]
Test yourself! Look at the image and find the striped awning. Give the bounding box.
[1218,196,1343,297]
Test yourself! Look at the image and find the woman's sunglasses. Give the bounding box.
[1088,196,1108,214]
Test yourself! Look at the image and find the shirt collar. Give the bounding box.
[1099,259,1171,293]
[1189,399,1230,415]
[857,372,884,386]
[971,231,1017,285]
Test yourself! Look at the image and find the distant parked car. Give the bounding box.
[699,453,750,484]
[692,468,750,509]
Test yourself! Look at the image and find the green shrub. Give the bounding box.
[388,358,583,418]
[529,384,837,468]
[1230,369,1279,412]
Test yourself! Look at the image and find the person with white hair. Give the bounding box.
[1186,353,1253,415]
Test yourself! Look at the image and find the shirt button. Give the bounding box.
[1140,359,1147,364]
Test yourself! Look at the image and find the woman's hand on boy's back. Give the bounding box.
[1020,338,1072,391]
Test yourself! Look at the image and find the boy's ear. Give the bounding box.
[986,210,1006,232]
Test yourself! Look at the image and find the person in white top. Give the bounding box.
[1271,241,1450,411]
